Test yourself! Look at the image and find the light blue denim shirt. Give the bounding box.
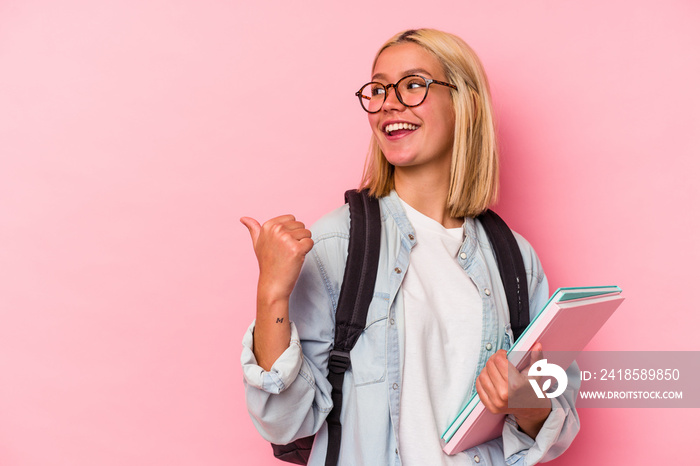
[242,191,580,466]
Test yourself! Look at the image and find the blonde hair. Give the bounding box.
[360,29,499,218]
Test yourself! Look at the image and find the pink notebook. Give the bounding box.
[442,286,624,455]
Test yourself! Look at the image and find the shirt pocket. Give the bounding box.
[349,292,389,386]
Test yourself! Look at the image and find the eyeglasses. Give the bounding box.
[355,74,458,113]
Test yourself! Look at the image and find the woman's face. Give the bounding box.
[368,42,456,173]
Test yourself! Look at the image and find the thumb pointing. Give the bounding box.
[240,217,261,246]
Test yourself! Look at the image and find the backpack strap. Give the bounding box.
[324,189,381,466]
[477,209,530,341]
[271,435,314,464]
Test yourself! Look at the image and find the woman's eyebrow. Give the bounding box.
[371,68,434,81]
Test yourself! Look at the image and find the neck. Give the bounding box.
[394,164,464,229]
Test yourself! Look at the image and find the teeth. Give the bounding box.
[384,122,418,134]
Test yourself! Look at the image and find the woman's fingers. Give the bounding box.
[290,227,312,240]
[528,342,544,375]
[281,220,306,231]
[267,214,297,224]
[260,217,312,252]
[241,213,314,301]
[485,350,509,387]
[249,216,313,257]
[298,237,315,254]
[240,217,262,246]
[478,346,552,417]
[478,350,510,412]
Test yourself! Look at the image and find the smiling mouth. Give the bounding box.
[384,122,418,136]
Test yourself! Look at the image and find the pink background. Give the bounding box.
[1,1,698,464]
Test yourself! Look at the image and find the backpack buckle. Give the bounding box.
[329,350,351,374]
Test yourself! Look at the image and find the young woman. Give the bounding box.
[240,29,580,466]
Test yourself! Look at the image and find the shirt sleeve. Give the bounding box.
[501,360,581,464]
[241,320,304,394]
[240,244,337,445]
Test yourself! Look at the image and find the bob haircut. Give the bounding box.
[360,29,499,218]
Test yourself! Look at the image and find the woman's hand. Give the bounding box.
[240,215,314,302]
[475,343,552,439]
[240,215,314,370]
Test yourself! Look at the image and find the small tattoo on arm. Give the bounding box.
[276,317,284,323]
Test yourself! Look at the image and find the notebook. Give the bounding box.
[442,286,624,454]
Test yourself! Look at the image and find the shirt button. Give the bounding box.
[459,252,467,260]
[393,383,399,390]
[474,455,481,463]
[394,267,402,274]
[408,234,415,241]
[484,288,491,296]
[390,318,395,325]
[395,448,399,455]
[485,343,493,351]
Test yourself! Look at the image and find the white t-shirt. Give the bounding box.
[398,199,484,465]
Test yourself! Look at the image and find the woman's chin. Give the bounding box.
[382,152,418,168]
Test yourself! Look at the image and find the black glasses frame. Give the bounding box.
[355,75,458,113]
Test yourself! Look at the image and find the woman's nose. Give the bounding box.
[382,85,405,111]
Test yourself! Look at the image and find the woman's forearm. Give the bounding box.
[253,287,292,371]
[240,214,314,371]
